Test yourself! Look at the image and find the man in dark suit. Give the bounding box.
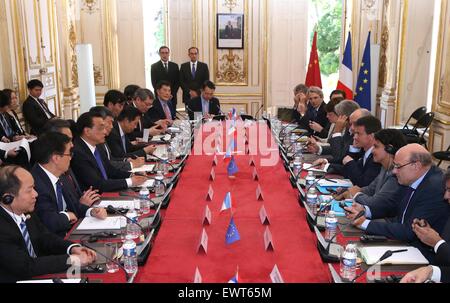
[347,144,450,261]
[103,89,127,118]
[71,112,147,193]
[341,115,382,187]
[293,86,329,136]
[0,165,96,283]
[22,79,56,136]
[187,81,221,120]
[32,132,106,237]
[180,47,210,104]
[106,106,156,159]
[151,46,180,108]
[146,81,176,124]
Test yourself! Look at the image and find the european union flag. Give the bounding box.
[228,270,239,283]
[227,156,239,176]
[221,192,232,212]
[354,32,372,111]
[225,217,240,245]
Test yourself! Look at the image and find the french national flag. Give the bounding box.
[336,32,353,100]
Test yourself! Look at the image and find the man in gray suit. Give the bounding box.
[334,129,408,209]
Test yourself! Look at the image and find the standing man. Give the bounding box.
[180,47,210,104]
[151,46,180,109]
[22,80,56,136]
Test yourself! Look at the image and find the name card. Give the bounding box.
[256,184,265,201]
[259,205,270,225]
[209,168,216,181]
[245,145,250,155]
[212,155,218,166]
[202,205,212,226]
[252,167,259,181]
[264,226,275,251]
[197,228,208,254]
[194,267,202,283]
[206,185,214,201]
[249,157,256,167]
[270,264,284,283]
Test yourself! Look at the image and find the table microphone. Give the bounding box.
[106,205,145,233]
[149,153,177,172]
[350,249,407,283]
[254,104,264,120]
[278,118,298,139]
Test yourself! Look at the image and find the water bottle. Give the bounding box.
[305,171,316,187]
[167,144,176,162]
[123,235,138,274]
[139,187,150,215]
[292,156,303,179]
[325,211,338,242]
[340,243,358,281]
[154,171,166,197]
[306,187,318,215]
[126,210,141,239]
[160,156,169,175]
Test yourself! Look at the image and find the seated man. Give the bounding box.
[335,129,407,209]
[103,89,127,118]
[0,165,97,282]
[401,170,450,283]
[106,106,157,159]
[291,84,308,122]
[71,112,147,192]
[32,132,107,237]
[341,115,382,187]
[146,81,176,125]
[309,97,343,143]
[187,80,221,120]
[294,86,329,138]
[346,144,450,261]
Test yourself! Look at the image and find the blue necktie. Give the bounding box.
[0,114,13,137]
[121,135,127,153]
[94,148,108,180]
[56,180,64,212]
[20,218,37,258]
[191,63,196,78]
[401,187,416,224]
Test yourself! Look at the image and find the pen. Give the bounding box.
[390,249,408,254]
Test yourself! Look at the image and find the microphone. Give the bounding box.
[106,205,146,233]
[278,119,297,139]
[79,236,131,282]
[149,153,177,172]
[282,134,309,154]
[350,249,407,283]
[254,104,264,120]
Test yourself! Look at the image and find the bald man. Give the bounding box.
[345,144,450,261]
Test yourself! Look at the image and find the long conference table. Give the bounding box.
[63,119,332,283]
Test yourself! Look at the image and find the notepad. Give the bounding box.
[358,246,429,265]
[77,217,123,231]
[129,164,155,173]
[96,200,137,209]
[141,179,155,188]
[317,179,353,188]
[303,163,330,173]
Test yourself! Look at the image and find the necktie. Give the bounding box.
[191,63,196,78]
[38,98,54,118]
[121,135,127,152]
[164,62,168,73]
[401,187,416,224]
[162,102,172,120]
[93,148,108,180]
[56,180,64,212]
[19,218,37,258]
[0,114,13,137]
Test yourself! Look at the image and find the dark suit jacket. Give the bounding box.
[187,97,221,120]
[71,137,130,193]
[180,61,210,103]
[323,129,356,164]
[435,218,450,266]
[0,112,23,139]
[106,122,146,159]
[8,110,26,136]
[342,152,381,187]
[0,207,73,283]
[146,98,176,123]
[98,143,132,171]
[31,165,89,237]
[293,102,329,136]
[440,266,450,283]
[22,96,55,135]
[151,61,180,106]
[366,166,450,261]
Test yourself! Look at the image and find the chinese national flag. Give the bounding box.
[305,32,322,88]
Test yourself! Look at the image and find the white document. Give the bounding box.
[76,216,122,230]
[97,200,136,209]
[317,179,353,188]
[152,134,172,142]
[0,138,33,161]
[303,163,330,173]
[358,246,429,265]
[130,164,155,173]
[142,129,150,143]
[141,179,155,188]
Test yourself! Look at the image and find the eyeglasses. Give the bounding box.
[59,152,74,158]
[393,161,416,170]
